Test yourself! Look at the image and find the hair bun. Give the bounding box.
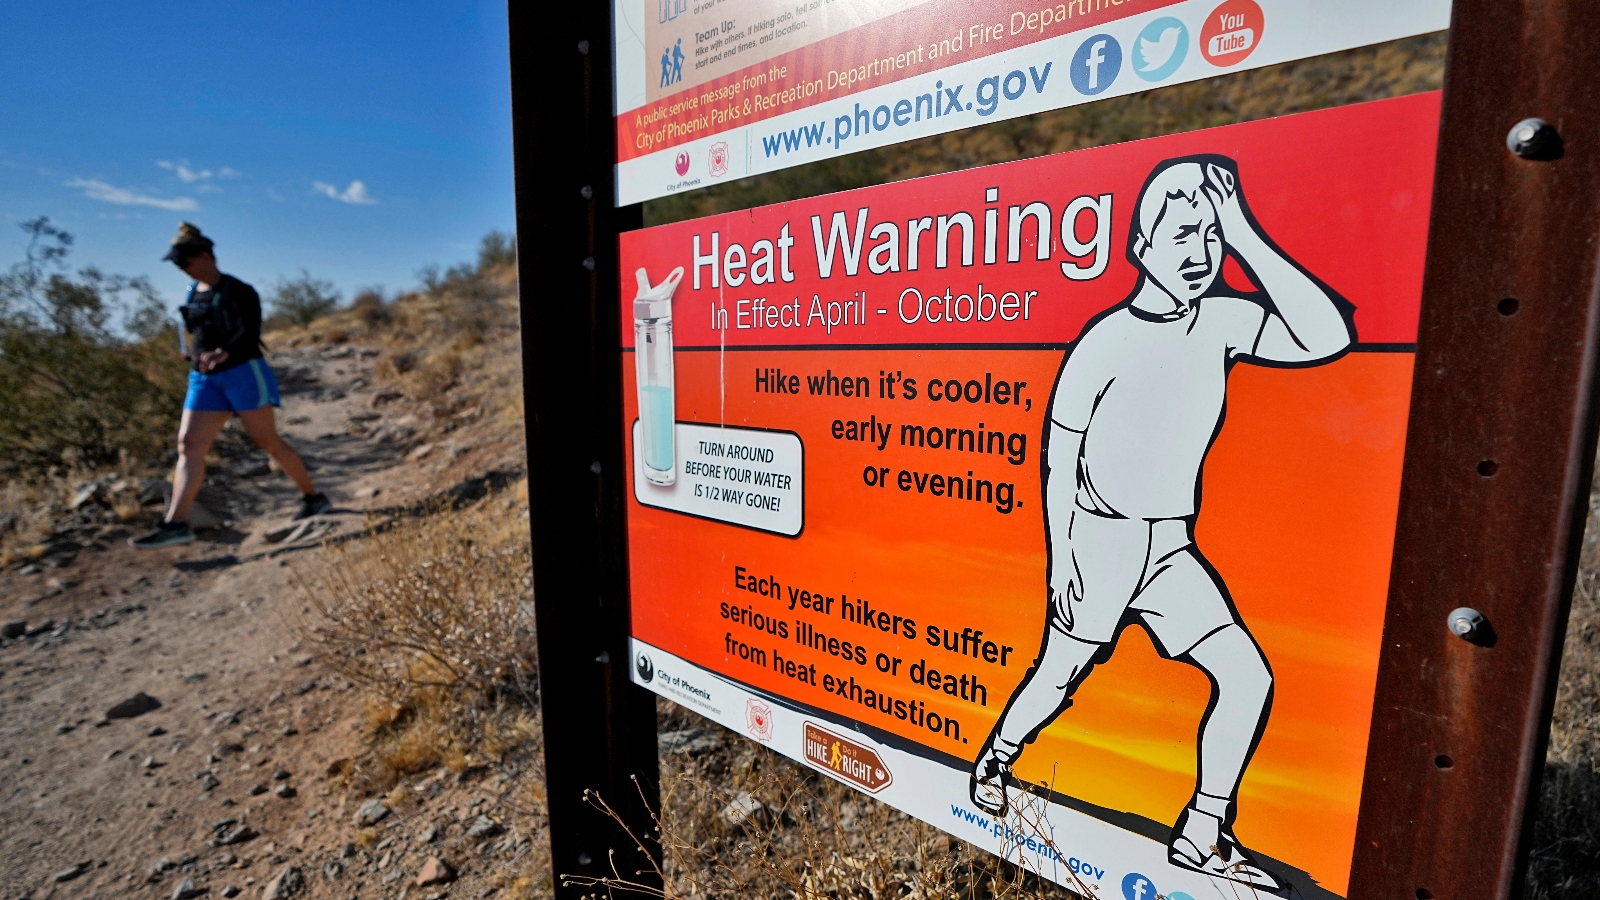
[176,222,203,239]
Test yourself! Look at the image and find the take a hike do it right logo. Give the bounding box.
[803,722,892,793]
[1201,0,1264,67]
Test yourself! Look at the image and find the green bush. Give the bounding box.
[0,217,187,479]
[270,270,342,326]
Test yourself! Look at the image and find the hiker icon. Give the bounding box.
[970,154,1356,897]
[661,38,684,88]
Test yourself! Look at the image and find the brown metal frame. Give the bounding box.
[1349,2,1600,897]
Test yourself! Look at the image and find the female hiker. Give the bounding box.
[130,223,330,549]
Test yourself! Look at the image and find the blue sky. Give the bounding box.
[0,2,514,308]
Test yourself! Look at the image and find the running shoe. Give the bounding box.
[293,492,332,520]
[129,521,194,550]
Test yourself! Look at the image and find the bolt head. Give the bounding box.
[1507,118,1558,159]
[577,40,591,55]
[1447,606,1486,639]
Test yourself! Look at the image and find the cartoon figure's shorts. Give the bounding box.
[183,358,281,413]
[1050,504,1239,656]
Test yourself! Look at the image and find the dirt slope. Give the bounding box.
[0,340,529,900]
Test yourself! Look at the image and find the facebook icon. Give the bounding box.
[1070,33,1122,96]
[1121,872,1157,900]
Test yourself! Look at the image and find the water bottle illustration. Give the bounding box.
[634,266,684,486]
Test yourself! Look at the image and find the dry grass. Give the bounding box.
[568,701,1087,900]
[1525,484,1600,897]
[302,485,538,798]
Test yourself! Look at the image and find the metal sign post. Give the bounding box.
[1350,1,1600,897]
[507,2,660,894]
[508,1,1600,898]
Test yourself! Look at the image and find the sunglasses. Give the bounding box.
[170,253,197,268]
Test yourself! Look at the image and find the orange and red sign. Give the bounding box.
[623,92,1439,898]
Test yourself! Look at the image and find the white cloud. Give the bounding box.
[156,160,242,183]
[68,178,197,211]
[312,179,377,205]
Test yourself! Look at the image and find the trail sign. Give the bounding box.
[509,1,1600,898]
[619,93,1436,898]
[610,0,1449,203]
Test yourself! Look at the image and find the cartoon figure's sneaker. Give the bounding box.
[969,744,1014,817]
[1168,807,1288,895]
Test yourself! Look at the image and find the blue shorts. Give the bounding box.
[184,358,281,412]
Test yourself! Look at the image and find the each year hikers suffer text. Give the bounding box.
[720,565,1018,746]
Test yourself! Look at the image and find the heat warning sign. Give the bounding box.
[623,93,1440,899]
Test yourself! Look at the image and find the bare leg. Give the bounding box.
[237,406,316,495]
[166,410,232,522]
[1183,623,1274,804]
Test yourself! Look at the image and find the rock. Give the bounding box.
[202,774,221,791]
[273,767,291,780]
[465,815,503,839]
[354,798,389,826]
[2,620,26,639]
[148,726,168,737]
[18,563,40,575]
[291,654,313,667]
[171,877,205,900]
[222,887,241,898]
[382,868,405,884]
[372,389,404,407]
[139,479,172,506]
[25,618,55,637]
[106,692,162,719]
[418,823,439,843]
[234,461,272,478]
[407,443,435,461]
[291,680,316,696]
[152,857,178,876]
[54,863,87,883]
[414,858,456,887]
[260,524,297,544]
[722,791,767,828]
[274,784,296,798]
[261,865,304,900]
[248,784,267,796]
[321,860,344,881]
[210,818,237,835]
[144,756,164,769]
[69,483,102,510]
[188,502,224,530]
[211,824,257,847]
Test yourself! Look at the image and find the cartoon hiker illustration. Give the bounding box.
[969,155,1355,894]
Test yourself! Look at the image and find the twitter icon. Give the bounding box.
[1132,16,1189,82]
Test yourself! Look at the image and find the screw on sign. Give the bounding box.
[1200,0,1263,67]
[803,722,892,793]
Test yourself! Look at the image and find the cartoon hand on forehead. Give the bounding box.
[1201,160,1251,241]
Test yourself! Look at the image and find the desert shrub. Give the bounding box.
[350,286,391,328]
[303,491,537,734]
[478,230,517,270]
[0,217,187,480]
[269,270,341,326]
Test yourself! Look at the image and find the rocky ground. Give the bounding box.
[0,339,531,900]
